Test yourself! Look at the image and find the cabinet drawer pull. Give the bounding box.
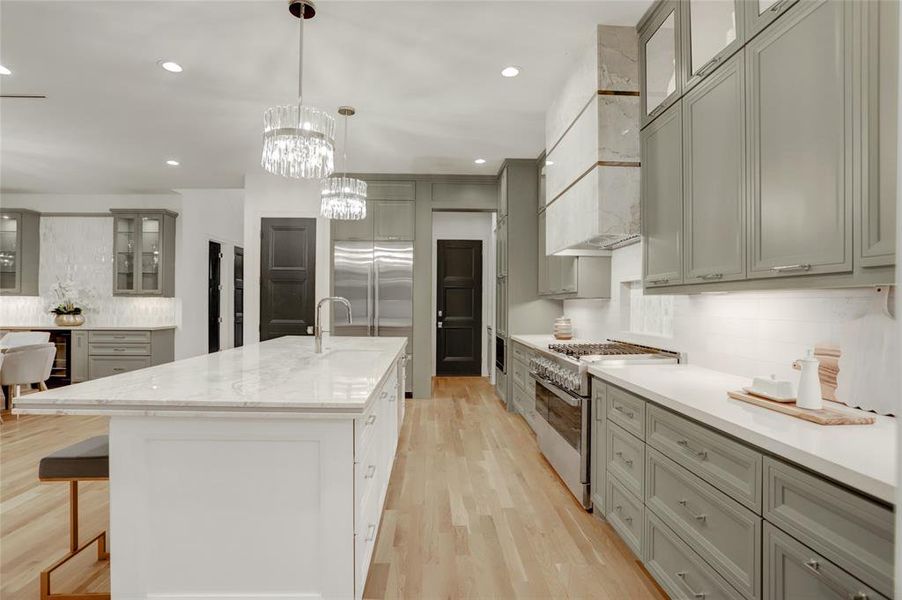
[112,368,125,372]
[803,559,868,599]
[676,439,708,460]
[696,56,721,77]
[678,499,707,522]
[615,451,633,467]
[365,414,377,425]
[365,464,376,479]
[648,278,669,285]
[769,0,789,12]
[648,103,667,120]
[614,404,634,419]
[699,273,723,281]
[365,524,377,542]
[676,571,706,599]
[771,263,811,273]
[113,348,126,352]
[624,515,633,524]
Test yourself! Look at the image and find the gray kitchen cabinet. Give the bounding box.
[537,209,609,299]
[681,0,745,93]
[71,331,89,383]
[373,201,415,241]
[498,168,508,217]
[640,0,682,127]
[763,522,888,600]
[331,201,374,240]
[861,0,898,268]
[745,0,853,279]
[683,51,746,283]
[0,209,40,296]
[496,216,508,278]
[744,0,799,41]
[86,329,174,381]
[606,474,645,558]
[641,101,683,288]
[537,210,549,295]
[495,277,507,336]
[111,210,177,297]
[591,383,606,515]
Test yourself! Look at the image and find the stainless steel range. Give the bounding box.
[528,340,681,509]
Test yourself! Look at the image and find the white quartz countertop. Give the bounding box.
[589,363,897,504]
[1,324,177,331]
[16,336,406,417]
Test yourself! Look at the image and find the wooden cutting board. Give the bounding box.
[727,390,875,425]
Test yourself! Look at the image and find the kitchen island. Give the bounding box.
[16,335,407,600]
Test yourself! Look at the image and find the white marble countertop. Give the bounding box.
[589,363,897,504]
[1,324,177,331]
[15,336,407,417]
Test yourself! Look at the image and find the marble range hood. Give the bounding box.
[544,26,640,256]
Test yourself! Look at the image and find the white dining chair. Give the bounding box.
[0,342,56,417]
[0,331,51,350]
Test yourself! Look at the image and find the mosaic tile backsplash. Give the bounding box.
[0,217,177,327]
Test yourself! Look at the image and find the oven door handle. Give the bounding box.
[533,375,581,407]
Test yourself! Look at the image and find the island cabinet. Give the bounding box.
[641,101,683,288]
[0,209,40,296]
[590,375,895,600]
[111,210,177,296]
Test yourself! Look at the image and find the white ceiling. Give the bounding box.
[0,0,651,193]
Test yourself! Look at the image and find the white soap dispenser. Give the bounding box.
[796,348,822,410]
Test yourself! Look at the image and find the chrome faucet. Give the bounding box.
[314,296,352,353]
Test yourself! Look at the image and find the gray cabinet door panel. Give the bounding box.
[681,0,745,93]
[683,51,746,283]
[373,201,415,241]
[646,449,761,599]
[71,331,89,383]
[606,384,646,439]
[606,421,645,499]
[606,473,644,558]
[641,102,683,287]
[746,0,853,278]
[332,201,374,240]
[645,511,746,600]
[763,457,894,597]
[861,0,898,268]
[591,384,607,514]
[763,522,889,600]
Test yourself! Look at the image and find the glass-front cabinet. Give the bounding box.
[745,0,798,39]
[0,209,40,296]
[681,0,744,91]
[640,1,681,127]
[111,210,177,296]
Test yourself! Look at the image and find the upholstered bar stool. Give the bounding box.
[38,435,111,600]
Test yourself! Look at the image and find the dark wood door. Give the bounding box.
[208,241,221,353]
[436,239,482,375]
[234,246,244,347]
[260,218,316,341]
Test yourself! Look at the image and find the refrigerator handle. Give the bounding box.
[374,259,380,336]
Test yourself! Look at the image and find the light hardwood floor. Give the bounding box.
[1,378,664,599]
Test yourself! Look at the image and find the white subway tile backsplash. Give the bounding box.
[0,216,176,327]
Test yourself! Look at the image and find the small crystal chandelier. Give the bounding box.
[321,106,367,220]
[261,0,334,179]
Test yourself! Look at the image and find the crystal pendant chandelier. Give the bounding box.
[321,106,367,220]
[261,0,334,179]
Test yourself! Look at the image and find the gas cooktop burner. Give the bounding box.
[546,341,654,357]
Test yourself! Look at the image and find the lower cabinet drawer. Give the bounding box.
[87,356,151,379]
[355,479,381,596]
[763,522,889,600]
[606,421,645,498]
[645,511,745,600]
[355,428,383,518]
[89,330,151,344]
[88,342,151,356]
[606,384,646,439]
[606,473,644,558]
[513,383,536,431]
[512,358,530,392]
[763,457,894,597]
[646,448,761,600]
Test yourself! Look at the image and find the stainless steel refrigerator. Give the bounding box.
[332,241,413,393]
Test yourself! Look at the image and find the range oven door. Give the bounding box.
[533,375,591,508]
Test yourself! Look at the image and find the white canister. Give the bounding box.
[553,317,573,340]
[795,348,823,410]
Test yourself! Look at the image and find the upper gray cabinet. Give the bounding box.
[498,168,508,217]
[373,201,415,241]
[681,0,745,92]
[112,210,177,297]
[640,1,682,127]
[746,0,852,279]
[744,0,799,40]
[641,102,683,288]
[332,201,374,240]
[861,0,898,268]
[0,209,40,296]
[683,51,745,283]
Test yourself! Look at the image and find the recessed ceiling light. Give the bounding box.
[545,160,554,166]
[501,66,520,78]
[0,65,11,76]
[474,158,486,165]
[165,159,180,166]
[160,61,183,73]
